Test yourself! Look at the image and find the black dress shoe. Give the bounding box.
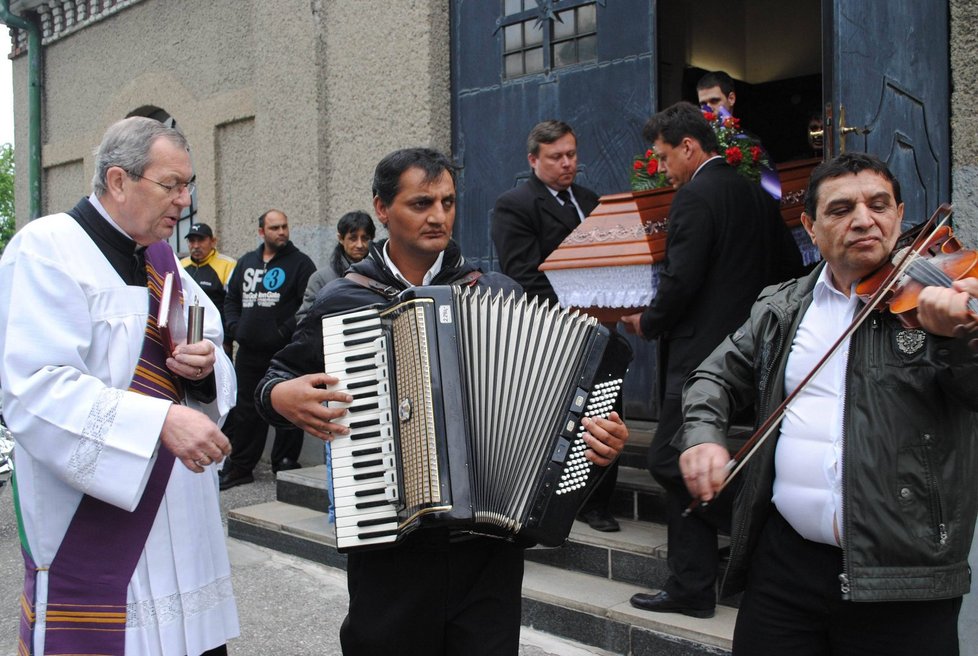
[272,458,302,473]
[577,508,620,532]
[219,469,254,491]
[629,591,715,618]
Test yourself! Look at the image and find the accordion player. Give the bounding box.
[323,285,632,552]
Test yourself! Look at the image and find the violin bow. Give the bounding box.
[683,203,954,517]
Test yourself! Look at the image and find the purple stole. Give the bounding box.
[18,242,184,656]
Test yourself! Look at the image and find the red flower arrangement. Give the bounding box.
[630,148,668,189]
[630,106,773,192]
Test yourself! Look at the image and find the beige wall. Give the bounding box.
[11,0,451,267]
[950,0,978,642]
[951,0,978,244]
[318,1,452,250]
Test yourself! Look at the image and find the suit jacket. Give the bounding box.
[491,173,600,303]
[638,157,804,403]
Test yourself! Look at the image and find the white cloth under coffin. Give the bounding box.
[545,262,663,309]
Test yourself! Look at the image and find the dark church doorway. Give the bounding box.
[656,0,823,165]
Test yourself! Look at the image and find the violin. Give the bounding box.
[855,223,978,328]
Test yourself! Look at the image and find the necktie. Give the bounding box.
[556,189,581,224]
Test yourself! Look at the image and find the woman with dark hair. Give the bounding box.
[296,210,376,322]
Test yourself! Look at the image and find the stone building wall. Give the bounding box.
[950,0,978,244]
[10,0,451,266]
[317,0,452,249]
[12,1,973,252]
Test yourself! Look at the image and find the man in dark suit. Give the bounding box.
[491,120,620,532]
[491,120,599,303]
[621,102,804,618]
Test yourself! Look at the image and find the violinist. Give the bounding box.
[679,152,978,655]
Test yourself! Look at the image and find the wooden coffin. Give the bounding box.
[539,158,820,322]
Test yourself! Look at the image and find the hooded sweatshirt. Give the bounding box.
[224,240,316,352]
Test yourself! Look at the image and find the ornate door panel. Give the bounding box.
[451,0,658,418]
[823,0,949,229]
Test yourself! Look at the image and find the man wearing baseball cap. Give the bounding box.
[182,222,236,353]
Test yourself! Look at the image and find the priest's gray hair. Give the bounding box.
[92,117,189,196]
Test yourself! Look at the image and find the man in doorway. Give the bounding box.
[220,209,316,489]
[491,119,620,532]
[256,147,629,655]
[678,153,978,654]
[696,70,738,115]
[622,102,803,618]
[0,116,238,655]
[491,120,600,302]
[182,222,236,354]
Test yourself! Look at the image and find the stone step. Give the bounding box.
[523,561,734,655]
[228,499,349,572]
[610,463,669,524]
[228,500,733,656]
[618,419,655,470]
[271,463,729,590]
[524,517,670,591]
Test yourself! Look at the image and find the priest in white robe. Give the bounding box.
[0,117,239,656]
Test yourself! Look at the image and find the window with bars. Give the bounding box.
[501,1,597,79]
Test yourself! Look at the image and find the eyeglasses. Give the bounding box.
[127,171,196,197]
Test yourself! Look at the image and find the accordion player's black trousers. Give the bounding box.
[340,529,524,656]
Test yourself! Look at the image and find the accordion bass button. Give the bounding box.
[398,398,412,421]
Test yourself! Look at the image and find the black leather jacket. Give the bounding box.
[679,264,978,602]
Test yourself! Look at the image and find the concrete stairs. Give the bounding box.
[227,421,736,655]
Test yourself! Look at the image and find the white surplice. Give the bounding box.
[0,212,240,656]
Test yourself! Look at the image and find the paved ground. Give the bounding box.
[3,454,977,653]
[0,460,610,655]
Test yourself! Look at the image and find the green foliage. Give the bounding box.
[0,143,14,254]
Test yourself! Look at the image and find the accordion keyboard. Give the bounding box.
[322,307,402,550]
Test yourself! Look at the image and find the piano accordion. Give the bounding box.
[323,285,631,552]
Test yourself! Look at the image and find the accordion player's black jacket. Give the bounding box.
[255,239,521,427]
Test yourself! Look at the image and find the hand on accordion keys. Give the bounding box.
[269,373,353,441]
[581,411,629,467]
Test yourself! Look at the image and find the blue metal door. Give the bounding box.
[823,0,949,229]
[450,0,658,418]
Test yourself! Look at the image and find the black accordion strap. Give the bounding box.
[344,272,401,300]
[344,270,483,299]
[451,270,483,287]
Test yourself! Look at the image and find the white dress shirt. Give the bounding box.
[383,241,445,287]
[773,266,860,546]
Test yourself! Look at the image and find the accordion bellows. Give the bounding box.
[323,285,632,551]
